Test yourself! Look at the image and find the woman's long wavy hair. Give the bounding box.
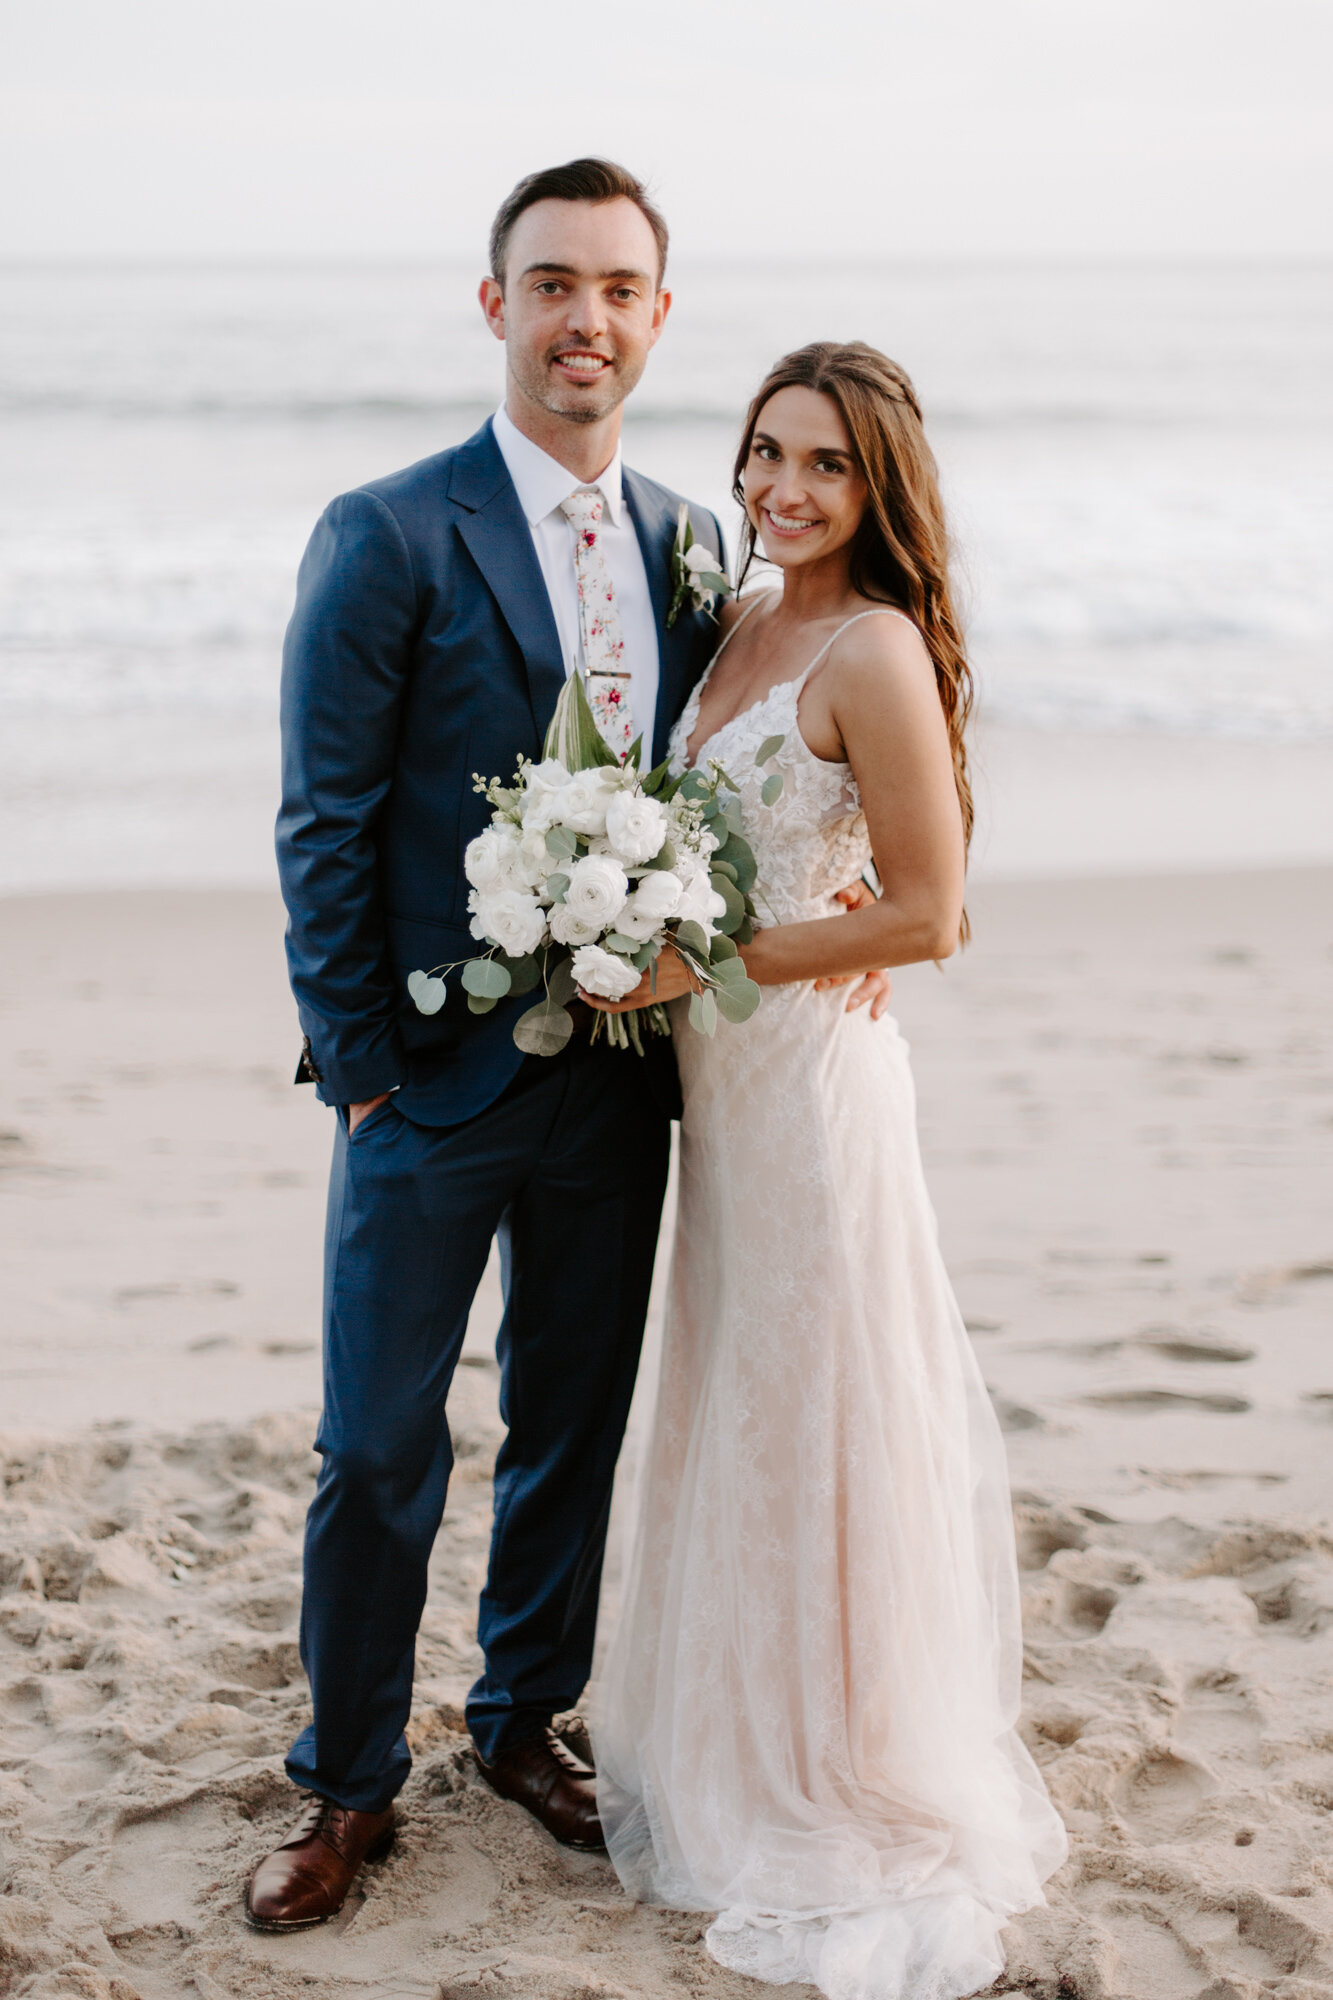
[733,342,975,920]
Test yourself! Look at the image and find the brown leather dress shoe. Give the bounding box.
[474,1728,605,1850]
[244,1795,396,1932]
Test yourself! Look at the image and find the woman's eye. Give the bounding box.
[814,459,844,476]
[754,444,779,462]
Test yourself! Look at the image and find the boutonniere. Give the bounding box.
[666,503,732,629]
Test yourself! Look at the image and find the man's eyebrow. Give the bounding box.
[519,263,654,284]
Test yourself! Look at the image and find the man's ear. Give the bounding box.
[478,276,506,343]
[648,287,672,349]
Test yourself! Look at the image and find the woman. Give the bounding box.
[585,343,1066,2000]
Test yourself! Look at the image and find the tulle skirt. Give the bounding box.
[590,985,1066,2000]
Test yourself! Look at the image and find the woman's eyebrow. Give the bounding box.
[753,430,851,460]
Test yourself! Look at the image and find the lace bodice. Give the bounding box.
[666,597,916,926]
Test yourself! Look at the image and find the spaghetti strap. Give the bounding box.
[794,606,921,691]
[708,590,774,671]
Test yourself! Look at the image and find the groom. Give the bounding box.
[247,159,728,1931]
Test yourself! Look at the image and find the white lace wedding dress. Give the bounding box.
[590,604,1067,2000]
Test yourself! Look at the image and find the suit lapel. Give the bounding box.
[623,467,698,763]
[449,422,566,743]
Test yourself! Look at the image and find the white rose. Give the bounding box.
[520,758,572,832]
[563,852,629,930]
[553,768,618,837]
[683,542,723,577]
[615,870,683,941]
[548,901,603,948]
[675,869,728,937]
[468,887,547,957]
[571,944,643,1001]
[604,788,668,864]
[464,822,523,894]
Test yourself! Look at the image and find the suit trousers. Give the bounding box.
[285,1037,672,1812]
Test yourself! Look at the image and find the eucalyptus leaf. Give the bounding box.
[545,826,578,860]
[512,1000,575,1056]
[714,877,746,936]
[467,991,498,1015]
[461,958,512,999]
[631,938,662,971]
[407,969,447,1016]
[699,988,718,1036]
[761,773,785,807]
[688,990,705,1035]
[713,976,761,1024]
[642,837,677,872]
[713,953,751,985]
[713,832,757,896]
[715,765,741,794]
[694,570,729,594]
[721,797,745,836]
[754,733,786,766]
[734,913,755,945]
[677,769,709,802]
[544,872,571,902]
[674,920,709,959]
[547,956,579,1009]
[503,952,542,996]
[709,934,739,963]
[711,858,738,883]
[604,932,639,954]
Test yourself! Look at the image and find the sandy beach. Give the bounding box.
[2,869,1332,2000]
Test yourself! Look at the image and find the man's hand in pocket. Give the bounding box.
[348,1093,391,1134]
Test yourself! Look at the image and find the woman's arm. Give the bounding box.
[741,615,965,985]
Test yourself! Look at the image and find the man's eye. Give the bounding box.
[611,287,637,301]
[536,282,564,296]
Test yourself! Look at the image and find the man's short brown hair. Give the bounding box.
[489,158,669,289]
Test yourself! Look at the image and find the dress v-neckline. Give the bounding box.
[682,595,919,770]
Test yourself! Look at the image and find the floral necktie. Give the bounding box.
[559,487,635,760]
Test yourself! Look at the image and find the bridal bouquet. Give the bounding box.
[408,669,773,1056]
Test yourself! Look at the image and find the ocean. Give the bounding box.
[2,259,1331,890]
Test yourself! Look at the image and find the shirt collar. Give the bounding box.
[492,405,623,529]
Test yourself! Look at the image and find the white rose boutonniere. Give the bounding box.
[666,503,731,629]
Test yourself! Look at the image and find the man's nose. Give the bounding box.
[565,287,609,340]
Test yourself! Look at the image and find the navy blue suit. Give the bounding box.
[276,419,722,1808]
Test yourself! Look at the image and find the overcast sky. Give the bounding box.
[2,0,1329,262]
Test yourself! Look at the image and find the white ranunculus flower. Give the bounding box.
[553,768,618,836]
[675,869,728,937]
[548,901,603,948]
[571,943,643,1001]
[563,852,629,930]
[520,758,572,832]
[464,822,524,894]
[468,887,547,957]
[684,542,723,576]
[516,824,558,890]
[619,870,683,939]
[605,788,668,864]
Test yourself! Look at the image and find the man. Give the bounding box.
[249,158,884,1932]
[247,158,726,1932]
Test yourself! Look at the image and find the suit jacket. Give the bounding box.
[275,418,724,1124]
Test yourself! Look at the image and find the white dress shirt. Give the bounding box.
[491,405,661,760]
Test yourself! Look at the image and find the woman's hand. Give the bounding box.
[580,945,702,1015]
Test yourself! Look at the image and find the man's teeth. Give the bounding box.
[558,355,608,374]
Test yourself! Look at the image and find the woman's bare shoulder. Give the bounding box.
[829,604,935,699]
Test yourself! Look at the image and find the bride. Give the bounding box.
[582,341,1066,2000]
